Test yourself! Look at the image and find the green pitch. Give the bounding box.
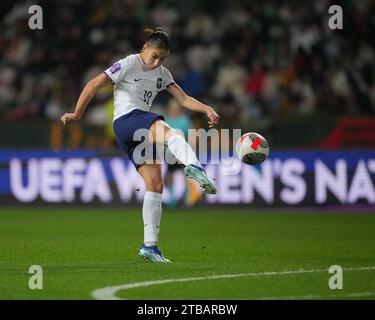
[0,208,374,300]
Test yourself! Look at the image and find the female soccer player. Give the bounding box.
[60,27,219,262]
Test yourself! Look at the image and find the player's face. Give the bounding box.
[142,44,168,70]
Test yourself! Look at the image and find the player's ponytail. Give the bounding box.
[144,27,169,50]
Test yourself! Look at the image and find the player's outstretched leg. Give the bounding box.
[166,134,217,194]
[150,120,217,195]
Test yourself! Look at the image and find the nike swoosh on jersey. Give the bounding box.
[134,78,143,81]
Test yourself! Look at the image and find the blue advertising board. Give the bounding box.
[0,149,374,209]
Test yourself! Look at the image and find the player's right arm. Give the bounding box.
[60,73,111,125]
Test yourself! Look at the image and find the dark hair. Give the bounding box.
[144,27,170,50]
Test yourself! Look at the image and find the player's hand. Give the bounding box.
[206,108,220,128]
[60,113,80,125]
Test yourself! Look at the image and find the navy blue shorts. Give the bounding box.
[113,109,165,170]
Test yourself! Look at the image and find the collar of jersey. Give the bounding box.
[137,54,152,72]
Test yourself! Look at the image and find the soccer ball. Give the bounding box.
[235,132,269,165]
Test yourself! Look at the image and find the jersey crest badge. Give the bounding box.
[156,78,162,89]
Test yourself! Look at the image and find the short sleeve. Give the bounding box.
[162,67,175,90]
[104,56,133,85]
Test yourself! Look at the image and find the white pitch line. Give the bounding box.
[91,266,375,300]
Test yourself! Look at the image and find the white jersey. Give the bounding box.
[104,54,175,120]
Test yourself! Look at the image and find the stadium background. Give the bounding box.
[0,0,374,208]
[0,0,375,302]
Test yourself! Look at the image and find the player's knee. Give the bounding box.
[147,180,163,193]
[153,181,164,193]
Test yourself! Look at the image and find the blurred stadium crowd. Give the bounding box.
[0,0,374,128]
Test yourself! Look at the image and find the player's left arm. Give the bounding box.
[167,83,219,128]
